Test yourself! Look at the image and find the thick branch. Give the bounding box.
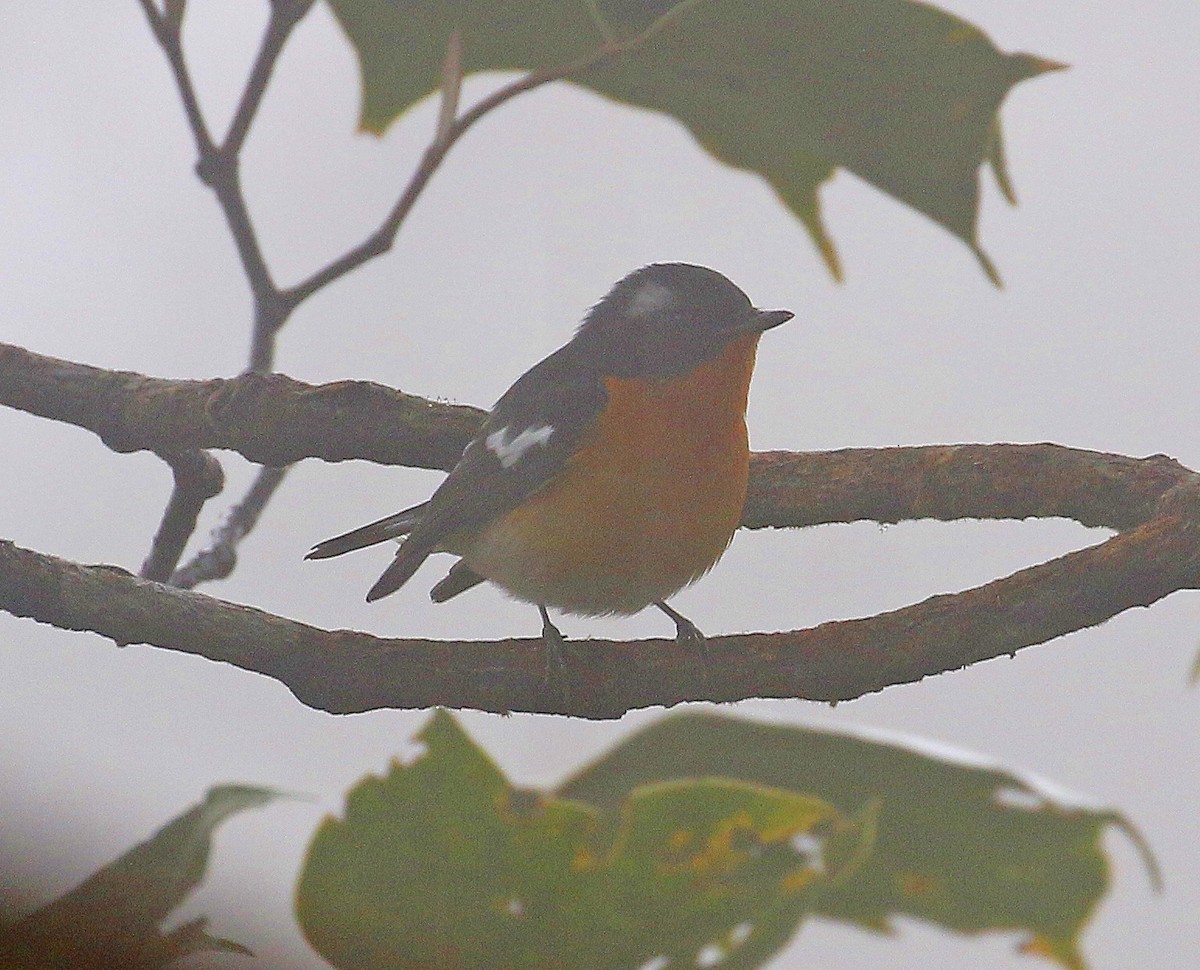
[6,347,1200,714]
[742,446,1186,532]
[1,343,1191,531]
[0,343,481,471]
[4,490,1200,716]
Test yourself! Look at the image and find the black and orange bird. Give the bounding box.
[307,263,793,674]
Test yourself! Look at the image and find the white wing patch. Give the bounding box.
[627,281,673,317]
[485,424,555,468]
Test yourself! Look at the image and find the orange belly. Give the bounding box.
[461,333,760,615]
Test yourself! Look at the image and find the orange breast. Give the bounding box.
[463,333,761,615]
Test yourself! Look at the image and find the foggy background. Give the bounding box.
[1,1,1197,967]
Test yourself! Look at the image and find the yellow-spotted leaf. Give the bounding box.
[296,709,867,970]
[560,712,1158,970]
[326,0,1064,281]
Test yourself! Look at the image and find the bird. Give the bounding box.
[307,263,793,679]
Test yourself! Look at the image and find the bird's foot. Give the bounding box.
[538,605,568,697]
[655,600,710,665]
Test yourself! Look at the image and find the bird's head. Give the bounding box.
[574,263,793,378]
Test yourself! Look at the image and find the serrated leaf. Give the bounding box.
[296,709,865,970]
[1,785,279,969]
[326,0,1064,281]
[560,712,1157,970]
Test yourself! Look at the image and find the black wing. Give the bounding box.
[365,344,607,601]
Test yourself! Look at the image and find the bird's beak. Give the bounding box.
[750,308,794,332]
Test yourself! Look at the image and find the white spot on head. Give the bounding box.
[506,897,525,917]
[637,958,670,970]
[486,425,555,468]
[696,943,725,967]
[627,281,674,318]
[729,922,753,946]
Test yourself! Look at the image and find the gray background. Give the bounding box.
[1,1,1197,967]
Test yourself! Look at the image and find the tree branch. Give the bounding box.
[6,342,1200,713]
[740,446,1184,532]
[281,9,685,308]
[222,0,316,159]
[136,0,216,162]
[139,451,225,581]
[0,342,482,470]
[138,0,314,357]
[4,483,1199,716]
[2,342,1192,531]
[135,0,317,589]
[170,465,287,588]
[139,1,284,337]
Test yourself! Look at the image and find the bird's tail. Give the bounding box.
[305,501,428,560]
[366,541,434,602]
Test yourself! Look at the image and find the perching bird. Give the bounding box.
[307,263,793,676]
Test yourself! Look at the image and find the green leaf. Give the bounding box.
[296,709,867,970]
[560,712,1159,970]
[1,785,280,969]
[326,0,1064,281]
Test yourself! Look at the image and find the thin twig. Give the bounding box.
[136,0,161,29]
[170,466,288,589]
[223,0,316,158]
[139,451,225,581]
[434,29,463,146]
[135,0,318,586]
[282,9,686,308]
[137,0,311,365]
[137,0,216,159]
[204,0,297,357]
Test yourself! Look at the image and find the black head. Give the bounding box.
[572,263,793,379]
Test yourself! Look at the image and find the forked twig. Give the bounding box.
[135,0,315,585]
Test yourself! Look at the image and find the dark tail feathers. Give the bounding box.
[305,501,428,560]
[366,543,434,602]
[429,562,486,602]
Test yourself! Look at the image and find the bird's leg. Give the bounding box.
[655,600,706,651]
[537,604,567,686]
[656,600,711,688]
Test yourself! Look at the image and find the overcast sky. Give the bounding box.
[2,2,1198,968]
